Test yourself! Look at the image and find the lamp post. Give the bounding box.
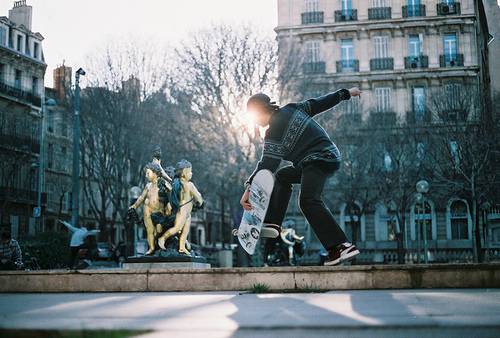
[416,180,430,264]
[35,95,56,232]
[71,68,85,227]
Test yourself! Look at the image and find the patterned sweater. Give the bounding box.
[246,89,351,186]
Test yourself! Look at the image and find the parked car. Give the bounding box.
[96,242,113,260]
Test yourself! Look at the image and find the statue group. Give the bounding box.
[128,147,204,256]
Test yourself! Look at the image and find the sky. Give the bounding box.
[0,0,278,87]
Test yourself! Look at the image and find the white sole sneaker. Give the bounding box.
[260,224,280,238]
[324,246,360,266]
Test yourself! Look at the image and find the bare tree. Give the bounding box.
[425,84,498,262]
[171,24,279,245]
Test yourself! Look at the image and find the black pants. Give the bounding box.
[69,245,85,268]
[264,162,348,250]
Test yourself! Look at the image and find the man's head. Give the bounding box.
[176,159,192,181]
[144,162,163,182]
[246,93,279,127]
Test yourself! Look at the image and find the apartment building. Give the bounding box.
[275,0,498,264]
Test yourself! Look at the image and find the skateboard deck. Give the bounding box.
[234,169,274,255]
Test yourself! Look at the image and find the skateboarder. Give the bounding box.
[240,88,361,266]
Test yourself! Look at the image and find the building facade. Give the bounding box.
[0,0,46,238]
[275,0,499,264]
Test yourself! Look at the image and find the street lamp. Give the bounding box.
[416,180,430,264]
[35,96,56,232]
[71,68,85,227]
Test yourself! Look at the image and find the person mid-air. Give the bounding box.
[240,88,361,266]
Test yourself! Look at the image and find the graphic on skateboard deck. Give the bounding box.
[234,169,274,255]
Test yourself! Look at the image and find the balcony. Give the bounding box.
[406,110,432,124]
[402,5,426,18]
[404,55,429,69]
[334,9,357,22]
[440,54,464,67]
[301,11,324,24]
[336,59,359,73]
[0,79,42,107]
[0,133,40,153]
[0,186,47,205]
[368,111,397,126]
[368,7,392,20]
[302,61,326,74]
[437,2,461,15]
[370,58,394,71]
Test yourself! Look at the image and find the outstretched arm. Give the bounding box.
[189,182,203,206]
[300,87,361,117]
[59,220,78,233]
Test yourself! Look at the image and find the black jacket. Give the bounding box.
[245,89,350,186]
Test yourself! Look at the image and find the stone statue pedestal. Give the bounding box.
[123,255,210,270]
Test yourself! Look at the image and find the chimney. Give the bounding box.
[53,64,72,102]
[8,1,33,31]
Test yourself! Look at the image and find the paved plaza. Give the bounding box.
[1,289,500,337]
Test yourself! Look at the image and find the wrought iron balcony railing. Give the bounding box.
[402,4,426,18]
[406,110,432,124]
[334,9,358,22]
[301,11,324,24]
[404,55,429,69]
[368,7,392,20]
[440,54,464,67]
[0,133,40,153]
[370,58,394,71]
[368,111,397,126]
[336,59,359,73]
[0,186,47,205]
[437,2,461,15]
[303,61,326,74]
[0,79,42,106]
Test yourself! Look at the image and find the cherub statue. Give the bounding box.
[128,162,167,255]
[158,159,203,255]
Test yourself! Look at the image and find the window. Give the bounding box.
[15,69,21,89]
[449,140,459,168]
[340,0,352,11]
[341,39,354,61]
[0,63,4,82]
[342,203,362,243]
[414,201,433,240]
[47,110,54,133]
[0,27,6,46]
[416,142,425,162]
[450,200,469,239]
[375,87,391,112]
[412,86,426,118]
[408,0,421,6]
[31,76,38,95]
[33,42,39,59]
[373,35,390,58]
[16,34,23,52]
[383,150,392,171]
[305,0,319,12]
[443,33,457,58]
[372,0,389,7]
[375,203,398,241]
[444,83,462,114]
[60,146,68,172]
[305,41,320,63]
[442,0,455,5]
[408,34,422,57]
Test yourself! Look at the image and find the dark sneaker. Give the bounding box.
[324,243,360,266]
[260,223,281,238]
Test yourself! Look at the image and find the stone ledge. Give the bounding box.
[0,263,499,293]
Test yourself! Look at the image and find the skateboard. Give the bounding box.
[233,169,274,255]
